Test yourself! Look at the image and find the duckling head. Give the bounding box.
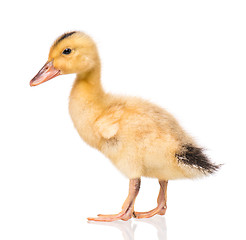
[30,31,99,86]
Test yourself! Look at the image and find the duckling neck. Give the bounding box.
[72,63,104,101]
[69,63,106,147]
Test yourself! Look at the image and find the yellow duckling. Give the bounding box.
[30,31,220,222]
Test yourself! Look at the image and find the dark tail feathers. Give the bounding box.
[175,144,221,174]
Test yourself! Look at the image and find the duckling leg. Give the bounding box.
[87,178,141,222]
[134,180,168,219]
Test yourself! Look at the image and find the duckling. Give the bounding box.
[30,31,220,222]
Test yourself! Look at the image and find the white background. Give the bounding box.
[1,0,246,239]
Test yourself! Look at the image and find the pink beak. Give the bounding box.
[30,61,60,87]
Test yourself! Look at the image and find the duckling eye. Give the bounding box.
[62,48,72,55]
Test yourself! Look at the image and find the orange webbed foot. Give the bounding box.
[134,206,167,219]
[87,179,141,222]
[87,210,134,222]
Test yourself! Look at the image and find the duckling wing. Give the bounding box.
[94,105,124,139]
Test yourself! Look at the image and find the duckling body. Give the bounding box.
[30,31,220,222]
[69,78,196,180]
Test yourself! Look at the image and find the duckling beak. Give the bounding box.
[30,61,60,87]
